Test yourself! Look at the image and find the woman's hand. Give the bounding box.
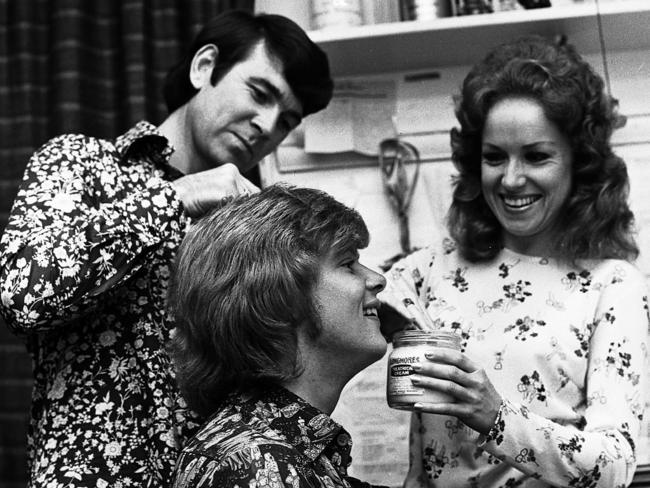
[410,348,503,435]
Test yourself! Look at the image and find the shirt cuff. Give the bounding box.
[481,399,506,446]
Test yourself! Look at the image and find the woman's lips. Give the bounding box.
[501,194,541,209]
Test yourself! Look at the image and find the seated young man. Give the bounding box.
[168,184,389,488]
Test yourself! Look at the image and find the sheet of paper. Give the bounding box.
[304,79,397,156]
[395,69,461,134]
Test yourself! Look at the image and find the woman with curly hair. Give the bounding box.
[380,36,648,487]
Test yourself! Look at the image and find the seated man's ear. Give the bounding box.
[190,44,219,89]
[378,303,412,343]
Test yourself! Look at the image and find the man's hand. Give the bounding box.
[172,163,260,218]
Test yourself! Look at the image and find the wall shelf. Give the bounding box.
[308,0,650,76]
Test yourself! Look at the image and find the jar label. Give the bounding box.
[388,362,424,396]
[387,337,460,409]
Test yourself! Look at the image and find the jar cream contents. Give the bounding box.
[387,329,462,410]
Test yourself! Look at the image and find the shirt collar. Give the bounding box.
[115,120,165,155]
[115,120,184,179]
[236,385,353,464]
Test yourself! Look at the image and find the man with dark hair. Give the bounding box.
[168,184,388,487]
[0,10,332,488]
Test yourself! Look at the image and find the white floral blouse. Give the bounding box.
[0,122,201,487]
[380,238,649,487]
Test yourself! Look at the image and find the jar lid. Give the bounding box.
[393,328,461,347]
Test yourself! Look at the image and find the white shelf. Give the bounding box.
[308,0,650,76]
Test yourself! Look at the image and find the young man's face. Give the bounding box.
[186,41,303,174]
[307,248,388,376]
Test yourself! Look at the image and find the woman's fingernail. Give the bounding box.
[412,363,422,372]
[410,374,422,385]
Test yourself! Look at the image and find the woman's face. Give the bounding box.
[481,97,573,256]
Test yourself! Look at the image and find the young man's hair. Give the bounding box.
[163,10,333,117]
[448,35,637,262]
[167,184,369,416]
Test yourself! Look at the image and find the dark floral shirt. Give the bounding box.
[0,121,201,487]
[172,385,384,488]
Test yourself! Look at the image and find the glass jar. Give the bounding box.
[386,329,461,410]
[310,0,363,30]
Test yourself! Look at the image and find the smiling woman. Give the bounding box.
[448,35,637,265]
[379,35,648,488]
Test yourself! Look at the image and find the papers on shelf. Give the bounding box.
[301,69,461,159]
[304,79,397,156]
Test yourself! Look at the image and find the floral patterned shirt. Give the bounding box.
[380,239,649,488]
[172,385,384,488]
[0,121,202,488]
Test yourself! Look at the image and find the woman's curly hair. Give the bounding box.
[447,35,637,263]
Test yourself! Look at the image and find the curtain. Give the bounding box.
[0,0,254,202]
[0,1,253,484]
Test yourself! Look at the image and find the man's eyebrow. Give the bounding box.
[251,76,302,119]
